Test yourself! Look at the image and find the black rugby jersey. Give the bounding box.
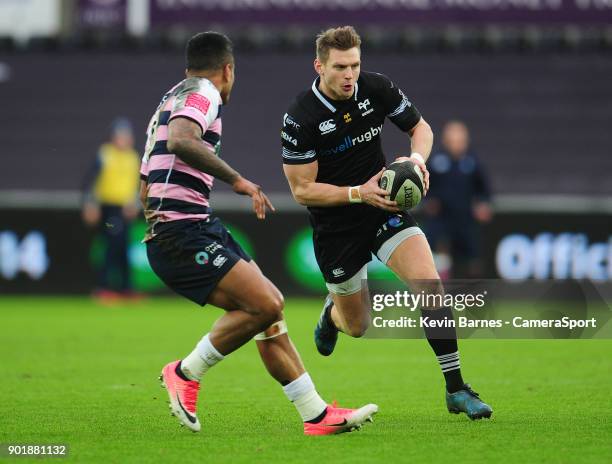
[281,71,422,234]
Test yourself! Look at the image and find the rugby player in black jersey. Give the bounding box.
[281,26,492,420]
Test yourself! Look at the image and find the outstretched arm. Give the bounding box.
[167,117,274,219]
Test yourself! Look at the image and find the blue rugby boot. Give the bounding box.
[446,384,493,420]
[314,295,338,356]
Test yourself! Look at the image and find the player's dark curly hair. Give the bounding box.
[316,26,361,63]
[186,32,233,71]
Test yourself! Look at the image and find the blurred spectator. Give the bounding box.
[82,118,141,299]
[423,120,492,279]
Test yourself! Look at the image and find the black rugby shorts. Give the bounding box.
[147,217,251,305]
[313,210,419,284]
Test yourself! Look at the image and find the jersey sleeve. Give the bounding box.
[280,112,317,165]
[373,73,422,132]
[170,80,220,134]
[139,154,149,182]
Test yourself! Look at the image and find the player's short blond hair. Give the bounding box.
[316,26,361,63]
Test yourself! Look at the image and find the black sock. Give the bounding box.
[305,407,328,424]
[420,307,465,393]
[175,361,191,381]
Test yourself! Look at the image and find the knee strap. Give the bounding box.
[254,319,288,341]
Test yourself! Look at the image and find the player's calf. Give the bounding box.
[340,313,370,338]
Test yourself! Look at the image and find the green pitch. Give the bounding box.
[1,297,610,463]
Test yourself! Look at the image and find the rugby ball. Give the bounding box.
[379,160,424,210]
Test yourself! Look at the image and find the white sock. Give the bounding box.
[282,372,327,422]
[180,333,224,381]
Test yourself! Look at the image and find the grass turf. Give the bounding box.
[0,297,610,463]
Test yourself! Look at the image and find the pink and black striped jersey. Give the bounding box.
[140,77,222,241]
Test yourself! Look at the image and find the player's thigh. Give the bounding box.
[208,259,283,317]
[247,260,284,305]
[386,234,443,297]
[371,211,440,291]
[211,219,284,313]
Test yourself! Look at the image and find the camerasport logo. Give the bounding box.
[319,119,336,134]
[185,94,211,115]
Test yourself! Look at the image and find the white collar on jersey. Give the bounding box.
[311,78,359,113]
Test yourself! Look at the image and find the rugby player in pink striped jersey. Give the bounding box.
[140,31,377,435]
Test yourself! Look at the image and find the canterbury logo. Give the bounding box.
[319,119,336,134]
